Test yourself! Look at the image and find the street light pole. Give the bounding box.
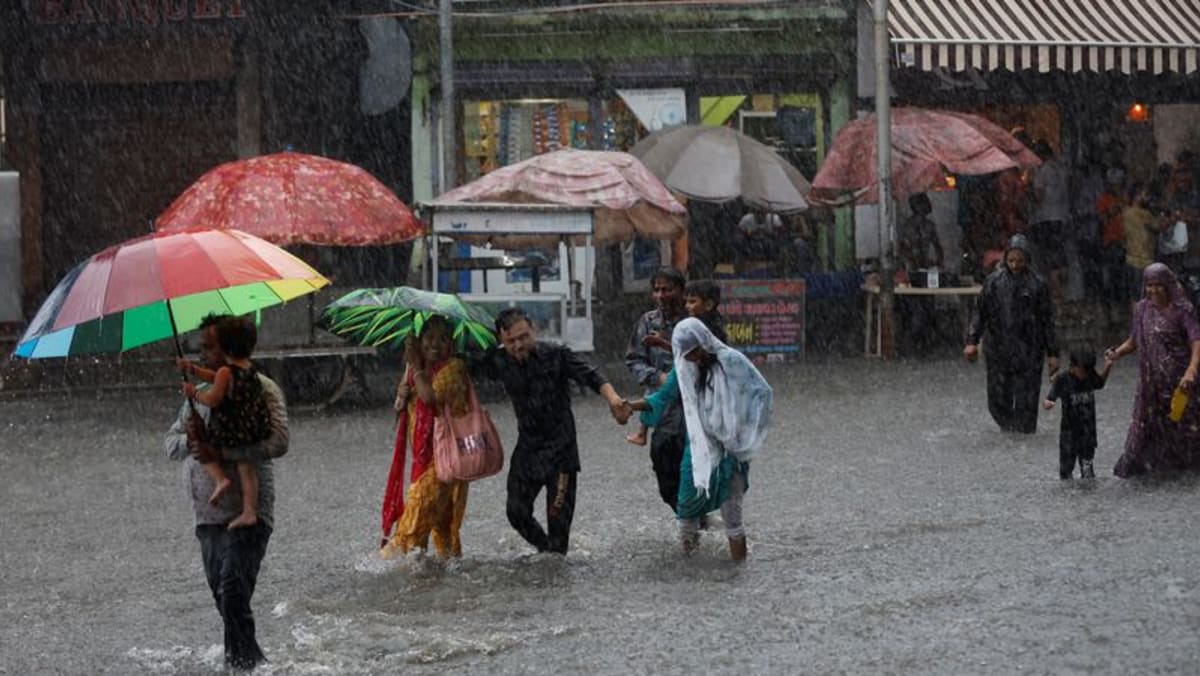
[439,0,456,192]
[874,0,896,358]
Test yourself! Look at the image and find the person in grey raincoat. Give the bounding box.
[964,234,1060,433]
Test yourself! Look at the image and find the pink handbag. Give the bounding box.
[433,382,504,482]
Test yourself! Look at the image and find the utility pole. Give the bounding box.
[439,0,455,192]
[874,0,896,358]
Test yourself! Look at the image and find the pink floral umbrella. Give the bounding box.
[156,151,423,246]
[431,149,687,244]
[811,108,1041,205]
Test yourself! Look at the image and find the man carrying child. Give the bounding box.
[626,273,727,517]
[177,315,272,529]
[625,267,689,511]
[163,314,287,670]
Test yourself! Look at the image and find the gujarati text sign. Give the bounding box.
[719,279,805,361]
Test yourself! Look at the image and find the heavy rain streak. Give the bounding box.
[3,0,1200,674]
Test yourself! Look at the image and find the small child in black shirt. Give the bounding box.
[1042,349,1113,479]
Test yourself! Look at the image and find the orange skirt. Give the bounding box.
[380,465,468,559]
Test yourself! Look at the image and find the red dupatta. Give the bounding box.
[380,360,449,542]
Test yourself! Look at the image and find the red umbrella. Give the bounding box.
[156,151,423,246]
[811,108,1041,205]
[431,149,686,244]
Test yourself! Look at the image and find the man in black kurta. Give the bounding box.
[965,234,1060,433]
[473,308,631,554]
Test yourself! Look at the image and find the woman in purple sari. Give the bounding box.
[1106,263,1200,477]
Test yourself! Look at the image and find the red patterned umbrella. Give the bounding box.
[431,149,687,244]
[156,151,423,246]
[811,108,1041,205]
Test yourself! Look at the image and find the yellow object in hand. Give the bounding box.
[1169,386,1189,423]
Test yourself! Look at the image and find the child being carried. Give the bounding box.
[627,279,728,446]
[178,315,272,529]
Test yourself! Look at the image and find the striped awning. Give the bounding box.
[882,0,1200,74]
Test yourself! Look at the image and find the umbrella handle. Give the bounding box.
[165,300,189,383]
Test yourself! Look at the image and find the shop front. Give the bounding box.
[403,3,853,356]
[861,0,1200,277]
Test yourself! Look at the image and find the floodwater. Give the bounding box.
[3,358,1200,674]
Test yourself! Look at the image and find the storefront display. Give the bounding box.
[463,99,591,182]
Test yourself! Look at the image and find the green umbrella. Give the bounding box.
[320,286,497,351]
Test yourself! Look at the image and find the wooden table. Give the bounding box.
[862,284,982,358]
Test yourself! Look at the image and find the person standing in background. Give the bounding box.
[964,235,1060,434]
[1028,140,1071,299]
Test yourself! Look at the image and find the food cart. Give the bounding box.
[424,202,597,351]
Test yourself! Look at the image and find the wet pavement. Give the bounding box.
[3,357,1200,674]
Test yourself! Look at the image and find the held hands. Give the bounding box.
[609,397,633,425]
[624,398,650,413]
[963,344,979,362]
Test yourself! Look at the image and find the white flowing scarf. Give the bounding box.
[671,318,774,495]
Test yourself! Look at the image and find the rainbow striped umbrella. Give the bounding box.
[14,228,329,358]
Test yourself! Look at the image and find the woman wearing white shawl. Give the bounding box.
[630,318,773,560]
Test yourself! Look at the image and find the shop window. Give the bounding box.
[739,108,819,179]
[462,98,590,182]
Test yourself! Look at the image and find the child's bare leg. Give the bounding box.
[227,462,259,529]
[626,422,649,446]
[202,462,233,505]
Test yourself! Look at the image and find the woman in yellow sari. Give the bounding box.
[379,315,471,559]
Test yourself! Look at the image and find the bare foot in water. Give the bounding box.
[625,426,648,446]
[227,511,258,530]
[208,477,232,505]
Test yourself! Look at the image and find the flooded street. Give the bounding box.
[4,357,1200,674]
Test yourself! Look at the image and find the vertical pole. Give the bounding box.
[431,231,440,293]
[874,0,896,359]
[565,236,576,316]
[584,233,593,323]
[439,0,456,192]
[437,0,456,296]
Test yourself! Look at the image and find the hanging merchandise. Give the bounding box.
[571,120,589,149]
[545,104,562,151]
[601,118,617,150]
[498,105,512,167]
[532,106,549,155]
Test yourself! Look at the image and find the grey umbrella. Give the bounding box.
[628,125,812,213]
